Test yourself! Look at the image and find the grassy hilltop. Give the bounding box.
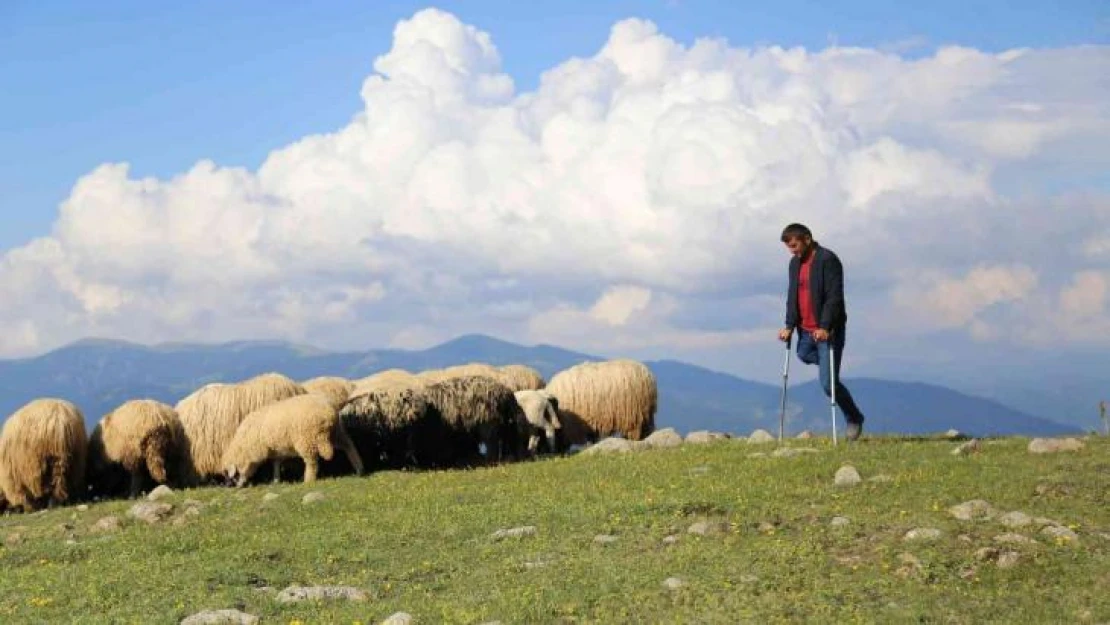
[1,435,1107,624]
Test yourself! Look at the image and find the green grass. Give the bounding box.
[2,435,1108,624]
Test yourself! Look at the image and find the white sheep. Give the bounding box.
[221,393,363,487]
[513,389,562,454]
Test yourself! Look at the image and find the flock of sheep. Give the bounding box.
[0,359,658,512]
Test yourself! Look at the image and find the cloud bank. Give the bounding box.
[1,9,1108,366]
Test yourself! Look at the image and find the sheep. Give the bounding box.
[422,375,526,465]
[499,364,545,391]
[301,376,355,411]
[0,398,88,512]
[350,369,425,397]
[221,393,363,487]
[335,384,451,472]
[87,399,185,499]
[175,372,306,485]
[513,389,562,454]
[544,359,658,446]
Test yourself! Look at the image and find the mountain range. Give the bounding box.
[0,334,1081,437]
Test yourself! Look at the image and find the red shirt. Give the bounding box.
[797,252,819,331]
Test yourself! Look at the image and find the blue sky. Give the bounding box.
[1,0,1106,251]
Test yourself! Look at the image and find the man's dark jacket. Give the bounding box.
[784,243,847,334]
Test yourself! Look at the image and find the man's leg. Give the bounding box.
[817,331,866,429]
[796,330,819,365]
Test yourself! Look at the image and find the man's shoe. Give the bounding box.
[846,420,864,441]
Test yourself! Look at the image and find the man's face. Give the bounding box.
[784,235,811,258]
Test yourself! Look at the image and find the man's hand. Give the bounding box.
[778,327,793,342]
[812,329,830,342]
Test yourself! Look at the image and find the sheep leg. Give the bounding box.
[272,459,282,484]
[128,471,144,499]
[302,455,318,483]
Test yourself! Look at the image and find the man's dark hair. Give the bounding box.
[780,223,812,243]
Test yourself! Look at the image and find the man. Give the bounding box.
[777,223,866,440]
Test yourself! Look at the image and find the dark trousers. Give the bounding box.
[796,327,865,425]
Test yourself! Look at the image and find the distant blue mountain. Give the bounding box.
[0,334,1080,437]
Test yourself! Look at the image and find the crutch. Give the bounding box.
[829,336,839,446]
[778,333,792,442]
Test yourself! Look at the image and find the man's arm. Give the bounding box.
[819,251,844,332]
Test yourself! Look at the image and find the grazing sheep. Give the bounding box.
[87,399,185,499]
[0,398,88,512]
[423,375,526,464]
[336,384,451,471]
[351,369,425,397]
[301,376,355,411]
[499,364,545,391]
[544,359,658,446]
[176,372,306,484]
[513,389,562,454]
[222,394,363,486]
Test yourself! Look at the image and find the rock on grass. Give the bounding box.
[581,438,634,455]
[302,492,326,505]
[662,577,685,590]
[179,609,259,625]
[1028,438,1085,454]
[275,585,367,603]
[948,500,995,521]
[687,521,729,536]
[747,429,775,444]
[128,502,173,524]
[834,465,862,486]
[644,428,683,448]
[491,526,537,540]
[380,612,413,625]
[904,528,942,541]
[998,511,1033,528]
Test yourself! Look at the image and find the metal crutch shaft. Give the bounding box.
[778,334,791,442]
[830,338,839,446]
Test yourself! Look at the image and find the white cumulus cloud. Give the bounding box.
[0,8,1108,364]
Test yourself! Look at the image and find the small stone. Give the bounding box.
[127,502,173,524]
[996,551,1021,568]
[661,535,679,545]
[894,552,923,578]
[687,520,729,536]
[1028,437,1085,454]
[643,428,683,448]
[958,534,974,543]
[76,504,89,512]
[952,439,982,455]
[999,511,1033,528]
[948,499,995,521]
[757,522,776,533]
[904,528,942,541]
[380,612,413,625]
[772,447,820,458]
[662,577,685,590]
[834,465,862,486]
[491,525,537,540]
[92,516,122,533]
[179,609,260,625]
[796,430,814,439]
[147,485,174,501]
[958,566,978,580]
[747,429,775,444]
[685,430,728,444]
[1042,525,1079,542]
[594,534,618,544]
[301,492,325,505]
[262,493,280,503]
[65,539,77,546]
[868,474,894,483]
[581,437,634,455]
[943,429,968,440]
[994,533,1038,545]
[275,585,367,603]
[830,516,851,527]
